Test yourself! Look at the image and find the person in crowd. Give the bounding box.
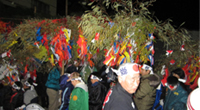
[0,79,12,110]
[80,58,97,83]
[66,58,82,73]
[133,62,160,110]
[69,72,89,110]
[163,76,188,110]
[171,68,192,94]
[3,81,24,110]
[100,65,118,91]
[45,62,60,110]
[102,63,140,110]
[23,78,38,105]
[59,65,75,110]
[88,72,107,110]
[35,62,49,108]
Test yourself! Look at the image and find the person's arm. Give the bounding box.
[61,60,64,76]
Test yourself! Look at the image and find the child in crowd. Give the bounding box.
[69,72,89,110]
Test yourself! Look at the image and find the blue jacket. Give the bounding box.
[59,75,74,110]
[45,67,60,91]
[163,83,188,110]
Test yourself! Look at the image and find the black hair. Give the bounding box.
[76,58,81,62]
[27,78,34,85]
[143,61,151,67]
[171,68,185,79]
[167,76,178,86]
[15,81,22,91]
[91,72,101,79]
[66,66,78,74]
[142,61,152,72]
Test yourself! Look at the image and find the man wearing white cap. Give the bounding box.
[133,62,160,110]
[102,63,140,110]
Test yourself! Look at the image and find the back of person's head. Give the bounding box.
[27,78,34,85]
[70,72,82,83]
[12,81,22,91]
[71,72,81,79]
[66,66,78,74]
[167,76,178,86]
[99,65,107,74]
[142,61,151,67]
[171,68,185,79]
[91,72,102,80]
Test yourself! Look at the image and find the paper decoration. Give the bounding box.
[109,21,114,28]
[1,50,11,58]
[95,33,100,40]
[180,42,185,51]
[166,50,173,56]
[148,33,155,40]
[34,42,40,49]
[50,47,59,61]
[160,65,166,75]
[170,59,175,65]
[77,35,87,56]
[36,27,42,41]
[62,28,71,42]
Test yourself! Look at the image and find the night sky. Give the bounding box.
[148,0,199,30]
[57,0,199,30]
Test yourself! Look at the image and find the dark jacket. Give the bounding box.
[163,83,188,110]
[0,85,12,106]
[45,67,60,91]
[89,82,107,110]
[3,90,24,110]
[134,74,160,110]
[59,75,74,110]
[102,83,137,110]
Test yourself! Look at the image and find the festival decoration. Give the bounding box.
[170,59,175,65]
[0,0,198,79]
[180,41,185,51]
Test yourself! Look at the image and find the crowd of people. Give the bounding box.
[0,58,199,110]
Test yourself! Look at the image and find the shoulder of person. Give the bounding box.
[147,74,161,88]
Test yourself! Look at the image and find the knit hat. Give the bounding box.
[187,77,200,110]
[111,63,139,76]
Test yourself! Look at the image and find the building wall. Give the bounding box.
[0,0,57,17]
[41,0,57,16]
[11,0,32,8]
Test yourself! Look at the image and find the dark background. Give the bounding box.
[57,0,199,30]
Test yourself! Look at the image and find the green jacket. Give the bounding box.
[69,83,89,110]
[134,74,160,110]
[163,83,188,110]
